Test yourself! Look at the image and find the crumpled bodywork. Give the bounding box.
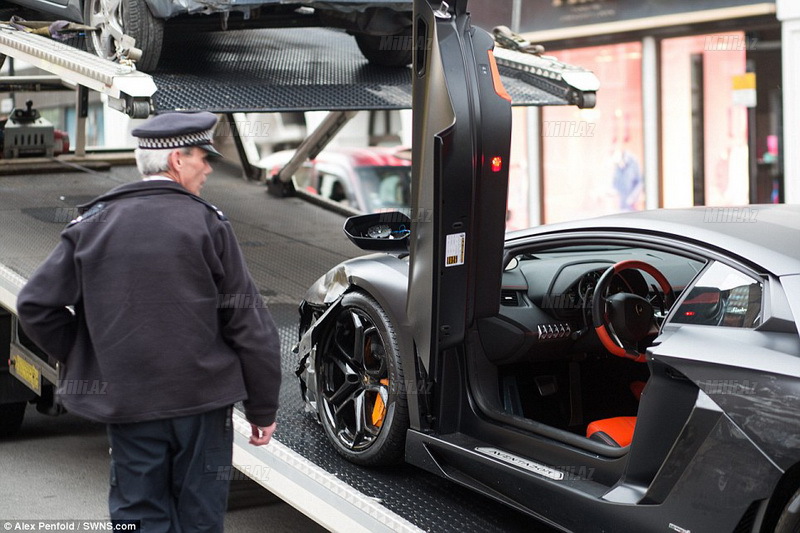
[296,252,410,416]
[303,264,350,306]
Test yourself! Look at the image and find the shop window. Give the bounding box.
[661,33,749,208]
[541,42,643,223]
[506,107,531,230]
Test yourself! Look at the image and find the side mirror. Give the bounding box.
[672,286,722,325]
[343,212,411,253]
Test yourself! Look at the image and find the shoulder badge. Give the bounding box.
[188,196,227,221]
[67,202,106,227]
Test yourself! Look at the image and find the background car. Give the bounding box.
[296,204,800,532]
[258,145,411,214]
[5,0,412,71]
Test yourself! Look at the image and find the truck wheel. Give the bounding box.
[775,486,800,533]
[84,0,164,71]
[0,402,26,438]
[354,30,412,67]
[316,291,408,465]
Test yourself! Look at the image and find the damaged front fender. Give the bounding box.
[303,264,351,306]
[296,295,344,415]
[296,253,411,416]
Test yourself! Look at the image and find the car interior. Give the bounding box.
[474,242,710,450]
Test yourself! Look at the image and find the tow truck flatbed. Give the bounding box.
[0,164,553,532]
[0,7,596,527]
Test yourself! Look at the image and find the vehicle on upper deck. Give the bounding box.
[5,0,412,71]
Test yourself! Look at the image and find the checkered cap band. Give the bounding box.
[137,128,216,150]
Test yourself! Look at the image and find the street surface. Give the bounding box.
[0,406,326,532]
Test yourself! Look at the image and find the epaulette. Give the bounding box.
[188,195,227,221]
[68,202,106,227]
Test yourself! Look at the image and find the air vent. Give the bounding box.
[536,323,572,340]
[500,290,521,306]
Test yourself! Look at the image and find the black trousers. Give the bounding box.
[107,406,233,533]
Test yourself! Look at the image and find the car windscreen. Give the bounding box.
[355,166,412,212]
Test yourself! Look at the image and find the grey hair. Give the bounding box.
[134,147,191,176]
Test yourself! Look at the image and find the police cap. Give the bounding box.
[132,111,222,157]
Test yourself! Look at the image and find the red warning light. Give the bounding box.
[684,311,696,317]
[491,156,503,172]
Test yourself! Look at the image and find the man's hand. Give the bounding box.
[249,422,276,446]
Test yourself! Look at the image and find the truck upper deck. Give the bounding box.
[2,17,585,116]
[148,26,575,113]
[0,163,553,532]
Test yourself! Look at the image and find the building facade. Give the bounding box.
[471,0,795,226]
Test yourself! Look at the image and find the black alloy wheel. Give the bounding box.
[316,291,408,465]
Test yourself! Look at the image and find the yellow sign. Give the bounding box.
[10,353,40,394]
[732,73,756,107]
[732,73,756,91]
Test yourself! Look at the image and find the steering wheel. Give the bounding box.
[591,260,675,362]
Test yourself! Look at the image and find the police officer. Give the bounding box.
[17,111,282,532]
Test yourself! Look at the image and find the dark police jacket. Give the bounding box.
[16,180,281,427]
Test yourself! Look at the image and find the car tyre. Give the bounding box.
[84,0,164,71]
[775,486,800,533]
[354,30,412,68]
[316,291,408,465]
[0,401,26,438]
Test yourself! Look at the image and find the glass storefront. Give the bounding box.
[661,33,750,208]
[530,25,780,226]
[541,43,643,223]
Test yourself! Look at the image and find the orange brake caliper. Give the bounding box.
[371,379,390,427]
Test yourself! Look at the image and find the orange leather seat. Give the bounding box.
[586,416,636,447]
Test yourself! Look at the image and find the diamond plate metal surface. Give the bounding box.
[152,27,413,113]
[150,27,567,113]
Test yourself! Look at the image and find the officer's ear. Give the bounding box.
[168,148,187,171]
[167,149,179,169]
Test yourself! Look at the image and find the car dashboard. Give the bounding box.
[479,247,704,365]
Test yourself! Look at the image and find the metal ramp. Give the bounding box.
[0,25,156,117]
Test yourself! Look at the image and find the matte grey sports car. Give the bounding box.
[296,1,800,531]
[297,204,800,532]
